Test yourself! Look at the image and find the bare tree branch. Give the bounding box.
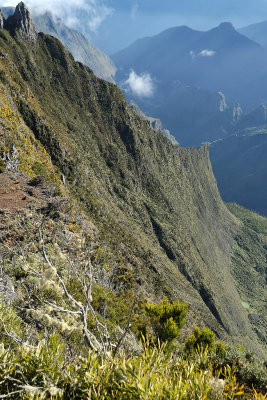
[113,296,137,358]
[42,300,81,315]
[0,317,36,349]
[0,390,24,398]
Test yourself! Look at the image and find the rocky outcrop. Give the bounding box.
[6,2,37,43]
[0,9,4,30]
[2,5,115,80]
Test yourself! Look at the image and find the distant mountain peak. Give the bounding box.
[171,25,195,33]
[217,22,235,31]
[6,2,37,43]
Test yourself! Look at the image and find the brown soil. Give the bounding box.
[0,172,45,212]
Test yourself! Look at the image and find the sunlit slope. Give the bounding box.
[0,20,265,354]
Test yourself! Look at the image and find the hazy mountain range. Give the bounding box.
[239,21,267,50]
[112,21,267,147]
[113,22,267,110]
[210,130,267,215]
[210,104,267,215]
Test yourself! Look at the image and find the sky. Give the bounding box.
[2,0,267,53]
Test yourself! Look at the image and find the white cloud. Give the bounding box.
[131,2,139,20]
[190,49,216,59]
[199,49,216,57]
[125,70,154,97]
[2,0,113,32]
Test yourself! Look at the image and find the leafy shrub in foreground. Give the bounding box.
[144,297,188,345]
[184,327,216,354]
[211,344,267,395]
[0,336,257,400]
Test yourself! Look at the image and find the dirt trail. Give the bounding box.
[0,172,44,212]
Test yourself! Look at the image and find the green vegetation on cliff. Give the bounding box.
[33,12,117,83]
[227,203,267,348]
[0,6,266,356]
[0,8,266,399]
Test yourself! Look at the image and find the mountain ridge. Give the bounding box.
[1,5,116,82]
[239,20,267,50]
[0,3,266,356]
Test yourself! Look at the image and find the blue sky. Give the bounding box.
[2,0,267,53]
[109,0,267,24]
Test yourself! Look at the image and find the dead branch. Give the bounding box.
[113,296,137,358]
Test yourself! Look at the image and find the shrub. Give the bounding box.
[0,69,7,84]
[212,344,267,394]
[145,297,188,344]
[0,158,5,173]
[32,161,48,175]
[215,341,227,359]
[184,327,215,354]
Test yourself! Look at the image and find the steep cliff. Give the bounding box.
[1,7,116,82]
[33,12,116,83]
[0,3,265,355]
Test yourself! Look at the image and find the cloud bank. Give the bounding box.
[125,70,154,97]
[2,0,112,31]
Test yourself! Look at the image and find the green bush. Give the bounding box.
[0,338,250,400]
[0,159,5,173]
[184,327,215,354]
[32,161,47,175]
[215,341,227,359]
[145,297,188,344]
[0,69,7,84]
[212,344,267,394]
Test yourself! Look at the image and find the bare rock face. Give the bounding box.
[6,2,37,43]
[0,9,4,29]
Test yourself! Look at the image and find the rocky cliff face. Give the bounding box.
[0,4,266,356]
[2,6,116,82]
[5,2,37,43]
[0,9,4,30]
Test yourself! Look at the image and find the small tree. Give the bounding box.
[145,297,188,345]
[184,327,215,354]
